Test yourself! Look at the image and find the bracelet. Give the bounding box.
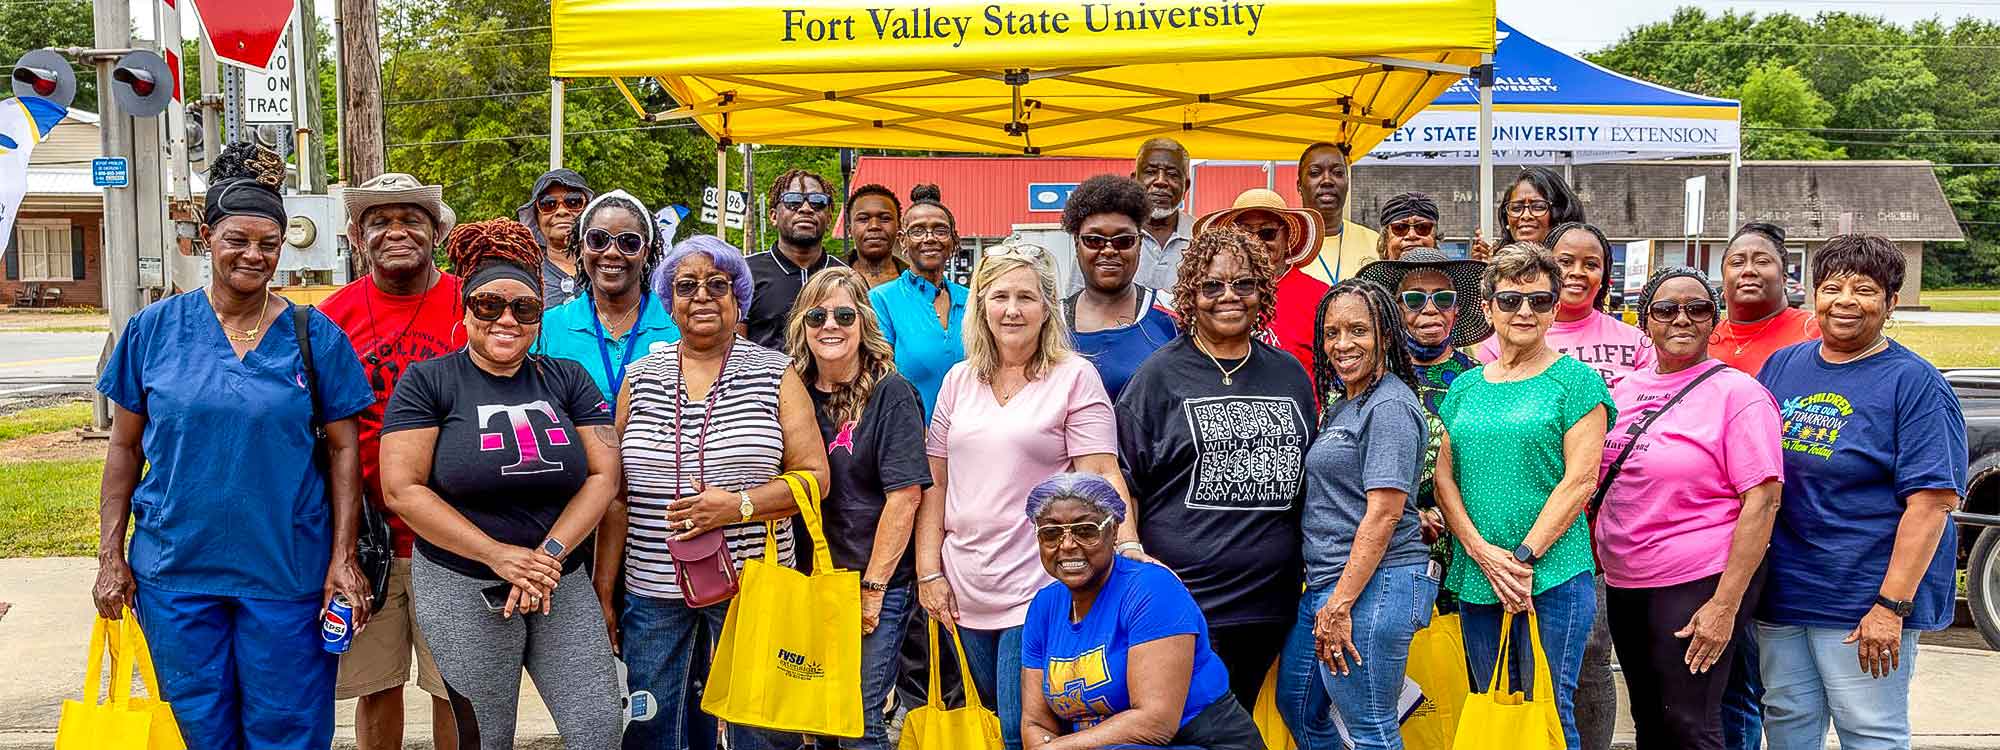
[917,573,946,584]
[861,579,891,592]
[1115,540,1145,554]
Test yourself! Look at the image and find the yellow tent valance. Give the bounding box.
[551,0,1495,159]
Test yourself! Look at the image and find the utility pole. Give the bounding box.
[293,0,325,192]
[740,142,755,251]
[336,0,384,183]
[92,0,137,430]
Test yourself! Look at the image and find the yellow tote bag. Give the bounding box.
[1403,610,1471,750]
[703,471,865,737]
[899,619,1004,750]
[1451,612,1563,750]
[1250,659,1298,750]
[56,610,185,750]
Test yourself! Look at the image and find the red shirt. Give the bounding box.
[1267,268,1330,383]
[320,273,467,556]
[1710,306,1818,376]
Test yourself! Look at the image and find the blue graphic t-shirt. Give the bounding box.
[1022,557,1233,732]
[1756,340,1968,631]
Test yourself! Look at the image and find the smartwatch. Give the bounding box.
[1875,594,1915,618]
[540,537,567,559]
[1512,543,1540,565]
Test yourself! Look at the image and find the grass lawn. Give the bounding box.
[1924,289,2000,313]
[0,459,101,557]
[1897,325,2000,368]
[0,402,91,441]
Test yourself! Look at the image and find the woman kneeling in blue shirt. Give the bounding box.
[1020,473,1265,750]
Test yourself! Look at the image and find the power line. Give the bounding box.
[387,122,700,149]
[386,85,615,107]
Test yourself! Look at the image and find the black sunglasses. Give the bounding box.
[1400,290,1459,312]
[1246,226,1283,243]
[1035,518,1113,548]
[584,228,647,256]
[1492,291,1557,314]
[803,306,858,328]
[466,292,545,324]
[1648,299,1717,323]
[673,276,734,299]
[537,194,586,213]
[1198,277,1261,300]
[1387,219,1436,237]
[1078,233,1140,252]
[779,191,833,211]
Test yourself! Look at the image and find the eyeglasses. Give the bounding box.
[1198,277,1261,300]
[779,192,833,211]
[1387,219,1436,238]
[1399,289,1459,312]
[1035,517,1113,548]
[1492,290,1557,314]
[673,276,734,299]
[1505,200,1552,218]
[583,228,647,256]
[466,292,545,324]
[1647,299,1717,323]
[1078,233,1139,251]
[1244,226,1283,244]
[803,306,858,328]
[903,226,954,240]
[537,194,586,213]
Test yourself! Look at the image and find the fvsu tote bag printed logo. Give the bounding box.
[1180,395,1307,511]
[775,647,827,681]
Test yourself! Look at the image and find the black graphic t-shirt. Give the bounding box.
[383,351,614,581]
[809,372,933,585]
[1114,335,1317,627]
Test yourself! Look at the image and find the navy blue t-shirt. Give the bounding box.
[1022,557,1234,732]
[1756,340,1968,630]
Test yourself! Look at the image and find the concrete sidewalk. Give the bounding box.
[7,556,2000,748]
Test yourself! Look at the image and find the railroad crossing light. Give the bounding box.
[109,50,172,118]
[10,49,76,109]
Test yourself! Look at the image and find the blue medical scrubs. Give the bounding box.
[535,291,681,400]
[97,291,373,750]
[868,269,968,415]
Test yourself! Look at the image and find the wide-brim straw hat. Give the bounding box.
[1192,188,1323,270]
[343,172,456,240]
[1353,248,1492,347]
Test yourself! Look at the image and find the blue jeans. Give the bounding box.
[133,587,334,750]
[816,584,917,750]
[619,592,792,750]
[1459,570,1596,750]
[958,624,1024,750]
[1722,620,1764,750]
[1756,622,1919,750]
[1276,562,1440,750]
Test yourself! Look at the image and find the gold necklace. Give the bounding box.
[212,291,272,343]
[1822,335,1889,365]
[1725,309,1786,356]
[1192,334,1252,386]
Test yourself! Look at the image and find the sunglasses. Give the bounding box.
[988,243,1047,261]
[1505,200,1552,218]
[1492,291,1557,314]
[779,191,833,211]
[466,292,545,324]
[584,228,647,256]
[1245,226,1283,243]
[903,226,954,240]
[1198,277,1261,300]
[1078,233,1140,251]
[537,194,586,213]
[803,306,858,328]
[1388,219,1436,237]
[673,276,734,299]
[1647,299,1717,323]
[1035,517,1113,548]
[1399,290,1459,312]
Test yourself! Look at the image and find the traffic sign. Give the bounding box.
[1028,183,1078,212]
[191,0,297,72]
[242,31,292,124]
[92,157,129,187]
[701,186,749,228]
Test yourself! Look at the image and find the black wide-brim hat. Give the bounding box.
[1354,249,1492,347]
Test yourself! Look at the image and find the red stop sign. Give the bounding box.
[190,0,297,71]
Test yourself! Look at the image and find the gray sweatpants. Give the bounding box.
[411,554,623,750]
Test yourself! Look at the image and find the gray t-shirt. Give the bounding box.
[1302,375,1431,589]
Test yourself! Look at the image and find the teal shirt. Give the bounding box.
[869,269,968,415]
[536,293,681,399]
[1437,355,1615,604]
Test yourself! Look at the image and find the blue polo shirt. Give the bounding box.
[869,269,968,415]
[536,292,681,399]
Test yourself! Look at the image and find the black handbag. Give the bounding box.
[296,305,393,612]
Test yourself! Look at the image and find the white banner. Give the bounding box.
[1363,110,1740,165]
[0,97,68,248]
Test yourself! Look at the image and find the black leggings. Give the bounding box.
[1606,571,1766,750]
[1206,621,1290,714]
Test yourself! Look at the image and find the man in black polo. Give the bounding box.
[743,168,847,350]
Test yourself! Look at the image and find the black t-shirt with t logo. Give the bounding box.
[383,350,613,581]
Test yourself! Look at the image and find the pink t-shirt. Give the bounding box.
[1480,309,1657,387]
[1595,362,1783,589]
[926,355,1119,629]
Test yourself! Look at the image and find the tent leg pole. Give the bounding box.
[550,78,565,169]
[1477,55,1495,247]
[716,142,728,240]
[1729,147,1741,231]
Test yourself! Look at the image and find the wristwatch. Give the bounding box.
[739,491,755,522]
[1875,594,1915,618]
[861,580,891,593]
[1512,543,1540,565]
[540,537,566,560]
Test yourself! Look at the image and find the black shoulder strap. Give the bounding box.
[294,304,322,428]
[1591,362,1730,516]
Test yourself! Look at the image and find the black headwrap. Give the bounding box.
[203,143,287,228]
[1635,266,1714,327]
[1379,192,1439,226]
[465,263,539,297]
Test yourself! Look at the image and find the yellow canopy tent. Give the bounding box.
[549,0,1500,229]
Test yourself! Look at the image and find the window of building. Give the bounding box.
[12,220,76,281]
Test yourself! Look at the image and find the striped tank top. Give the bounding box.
[620,338,796,599]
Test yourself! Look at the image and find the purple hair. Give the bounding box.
[652,234,755,321]
[1025,472,1127,521]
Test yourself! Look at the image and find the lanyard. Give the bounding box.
[591,292,650,398]
[1317,224,1346,282]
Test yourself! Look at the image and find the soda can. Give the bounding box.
[321,593,355,654]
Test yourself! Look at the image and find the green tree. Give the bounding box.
[1734,63,1843,160]
[0,0,100,112]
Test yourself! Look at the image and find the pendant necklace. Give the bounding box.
[1192,334,1251,386]
[213,290,273,343]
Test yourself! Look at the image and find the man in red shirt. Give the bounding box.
[318,172,466,750]
[1712,222,1817,375]
[1194,188,1328,378]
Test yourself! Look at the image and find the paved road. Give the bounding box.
[1903,310,2000,326]
[0,332,102,401]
